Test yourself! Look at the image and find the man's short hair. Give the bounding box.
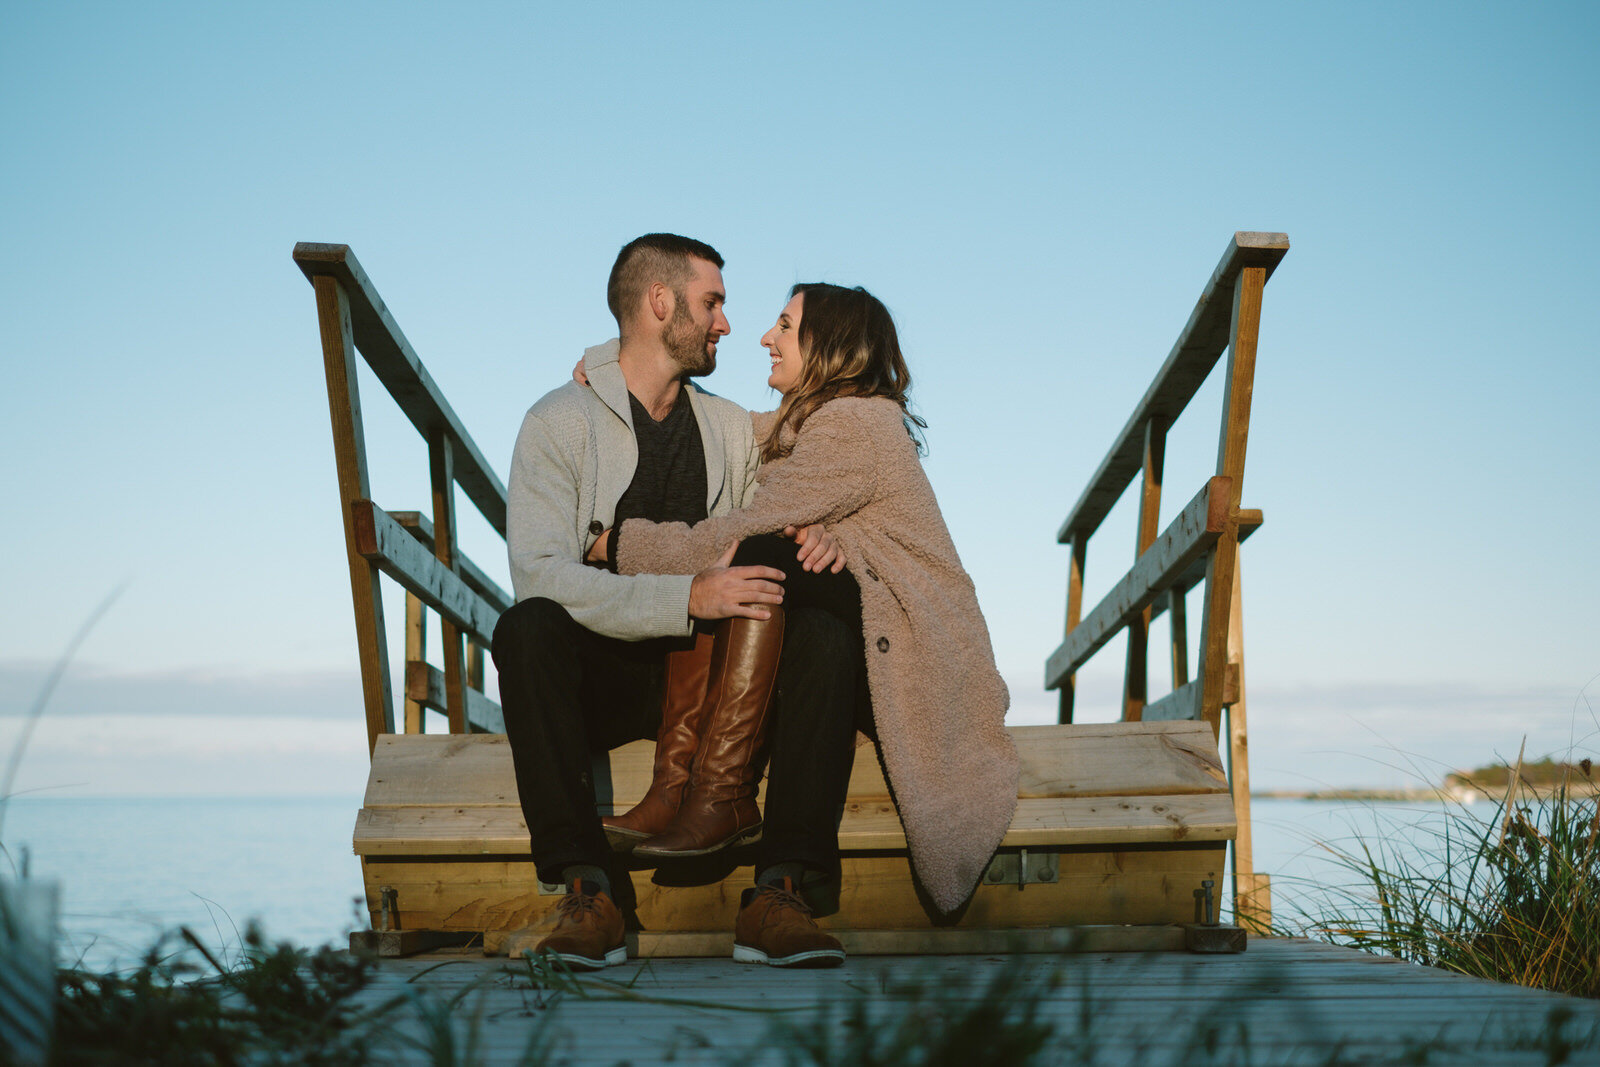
[606,233,725,326]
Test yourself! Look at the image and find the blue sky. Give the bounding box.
[2,1,1596,796]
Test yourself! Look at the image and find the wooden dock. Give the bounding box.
[351,939,1600,1065]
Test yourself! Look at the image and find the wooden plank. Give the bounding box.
[628,926,1188,957]
[390,511,513,618]
[351,499,501,648]
[359,722,1229,809]
[1056,232,1288,543]
[1057,535,1087,724]
[364,847,1226,936]
[313,275,393,751]
[855,722,1231,800]
[1142,680,1201,722]
[1139,666,1239,723]
[349,929,475,958]
[293,243,508,536]
[1195,266,1265,738]
[1146,510,1261,622]
[428,430,468,735]
[353,792,1236,856]
[1167,587,1189,688]
[404,661,506,734]
[1225,561,1266,930]
[402,593,425,734]
[1123,417,1167,721]
[1045,477,1230,690]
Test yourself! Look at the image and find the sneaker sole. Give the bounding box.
[732,943,845,968]
[633,824,763,860]
[544,945,628,970]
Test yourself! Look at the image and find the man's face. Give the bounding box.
[663,257,729,377]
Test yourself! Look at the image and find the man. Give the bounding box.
[492,234,859,970]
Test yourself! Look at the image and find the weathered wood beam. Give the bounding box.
[293,243,509,537]
[1056,232,1288,544]
[314,275,394,750]
[1142,681,1201,723]
[404,661,505,734]
[1057,535,1088,724]
[1123,417,1168,721]
[390,511,513,615]
[1148,512,1261,622]
[351,499,501,647]
[353,792,1237,856]
[1045,477,1231,690]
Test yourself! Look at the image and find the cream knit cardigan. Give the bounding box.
[617,396,1019,913]
[506,340,759,641]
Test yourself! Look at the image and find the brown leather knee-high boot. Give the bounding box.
[601,630,716,851]
[633,608,785,859]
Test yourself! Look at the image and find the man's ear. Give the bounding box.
[647,281,674,324]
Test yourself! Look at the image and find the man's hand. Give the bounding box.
[784,524,846,574]
[585,528,611,564]
[689,541,785,620]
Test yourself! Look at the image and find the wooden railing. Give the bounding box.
[294,243,510,751]
[1045,231,1288,924]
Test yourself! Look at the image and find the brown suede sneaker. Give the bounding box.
[510,880,626,970]
[732,878,845,968]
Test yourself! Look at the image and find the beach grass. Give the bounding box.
[1296,751,1600,998]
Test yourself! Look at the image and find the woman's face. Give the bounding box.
[761,293,806,395]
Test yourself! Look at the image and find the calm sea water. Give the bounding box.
[2,794,1485,970]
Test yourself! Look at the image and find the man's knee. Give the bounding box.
[492,597,578,664]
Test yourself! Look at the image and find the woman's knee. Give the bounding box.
[731,533,794,572]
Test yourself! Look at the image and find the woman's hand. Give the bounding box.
[784,524,846,574]
[573,359,590,386]
[585,528,611,563]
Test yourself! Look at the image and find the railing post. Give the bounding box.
[1122,417,1167,721]
[314,275,394,752]
[1057,534,1087,724]
[1227,560,1268,928]
[1196,265,1264,739]
[429,429,468,734]
[1167,588,1189,688]
[404,593,426,733]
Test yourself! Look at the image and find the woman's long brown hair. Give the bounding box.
[760,283,926,463]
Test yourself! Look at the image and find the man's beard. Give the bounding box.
[663,298,715,377]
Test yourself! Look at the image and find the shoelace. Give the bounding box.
[754,883,815,926]
[556,889,606,923]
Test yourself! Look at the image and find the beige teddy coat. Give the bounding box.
[616,396,1019,913]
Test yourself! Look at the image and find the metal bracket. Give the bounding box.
[537,879,568,897]
[982,849,1058,889]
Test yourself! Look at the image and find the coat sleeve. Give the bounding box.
[615,399,888,576]
[507,410,695,640]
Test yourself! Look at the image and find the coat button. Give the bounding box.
[877,637,890,653]
[589,520,604,535]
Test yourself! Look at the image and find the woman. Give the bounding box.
[603,283,1018,914]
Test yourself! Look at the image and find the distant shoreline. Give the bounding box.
[1254,784,1600,803]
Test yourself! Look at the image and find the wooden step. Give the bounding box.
[355,792,1235,855]
[361,720,1230,810]
[352,721,1237,944]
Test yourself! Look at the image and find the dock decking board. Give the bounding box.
[347,939,1600,1065]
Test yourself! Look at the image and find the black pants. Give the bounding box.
[491,535,865,907]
